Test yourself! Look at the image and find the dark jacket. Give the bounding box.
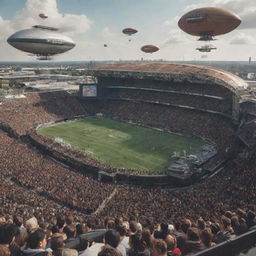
[182,240,205,255]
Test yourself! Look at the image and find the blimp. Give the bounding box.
[7,25,75,60]
[178,7,241,41]
[141,45,159,54]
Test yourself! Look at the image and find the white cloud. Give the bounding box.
[1,0,91,36]
[230,32,256,45]
[101,27,116,38]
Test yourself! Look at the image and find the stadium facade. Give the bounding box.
[88,62,249,121]
[78,62,256,183]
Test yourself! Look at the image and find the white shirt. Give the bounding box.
[79,242,104,256]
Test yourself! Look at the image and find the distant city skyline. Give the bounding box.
[0,0,255,62]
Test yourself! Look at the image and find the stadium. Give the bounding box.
[1,62,256,255]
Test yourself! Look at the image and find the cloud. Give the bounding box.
[101,27,116,38]
[6,0,91,35]
[230,32,256,44]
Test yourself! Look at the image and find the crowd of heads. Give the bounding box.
[0,207,255,256]
[0,90,255,255]
[107,89,232,114]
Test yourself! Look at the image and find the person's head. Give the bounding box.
[129,221,138,234]
[116,225,127,238]
[181,219,191,234]
[14,228,28,248]
[76,224,84,236]
[61,248,78,256]
[106,220,115,230]
[221,216,231,229]
[237,208,247,219]
[197,218,206,231]
[64,225,76,239]
[224,211,233,219]
[13,215,23,228]
[141,229,153,249]
[160,223,169,233]
[152,239,167,256]
[129,232,146,252]
[0,245,10,256]
[65,215,74,226]
[247,210,255,220]
[25,217,39,234]
[165,234,177,252]
[104,230,120,248]
[210,223,220,235]
[46,225,53,240]
[115,218,123,228]
[50,233,64,252]
[56,216,65,230]
[200,228,213,247]
[0,223,19,245]
[26,229,47,249]
[98,245,122,256]
[187,227,200,241]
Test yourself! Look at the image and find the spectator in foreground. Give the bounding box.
[165,234,181,256]
[22,229,52,256]
[0,223,20,256]
[151,239,168,256]
[182,227,205,255]
[98,245,122,256]
[127,232,150,256]
[200,228,216,248]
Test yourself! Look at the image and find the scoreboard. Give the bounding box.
[79,84,97,98]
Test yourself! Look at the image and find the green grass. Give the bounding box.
[37,117,205,174]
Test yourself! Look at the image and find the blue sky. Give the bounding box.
[0,0,255,62]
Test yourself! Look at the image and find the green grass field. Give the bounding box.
[37,117,205,174]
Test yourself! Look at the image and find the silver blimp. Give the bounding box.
[7,25,76,60]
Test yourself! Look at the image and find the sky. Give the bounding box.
[0,0,255,62]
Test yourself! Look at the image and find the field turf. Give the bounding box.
[37,117,205,174]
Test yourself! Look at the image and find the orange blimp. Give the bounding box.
[178,7,241,41]
[141,45,159,53]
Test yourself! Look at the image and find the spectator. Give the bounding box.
[127,232,150,256]
[151,239,168,256]
[98,245,122,256]
[165,234,181,256]
[182,227,205,255]
[22,229,52,256]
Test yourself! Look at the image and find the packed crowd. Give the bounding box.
[0,90,255,255]
[0,91,87,134]
[0,131,115,214]
[0,206,255,256]
[106,89,232,114]
[102,78,232,98]
[238,121,256,148]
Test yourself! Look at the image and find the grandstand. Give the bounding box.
[0,62,256,256]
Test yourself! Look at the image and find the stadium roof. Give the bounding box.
[92,62,248,94]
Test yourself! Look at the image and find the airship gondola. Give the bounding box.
[7,25,75,60]
[196,45,217,52]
